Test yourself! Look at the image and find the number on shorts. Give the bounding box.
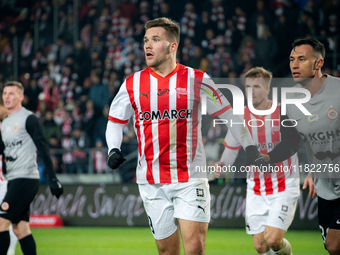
[319,225,329,243]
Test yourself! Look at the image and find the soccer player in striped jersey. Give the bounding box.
[106,17,271,255]
[214,67,315,255]
[265,38,340,255]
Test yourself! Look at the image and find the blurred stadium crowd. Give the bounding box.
[0,0,339,181]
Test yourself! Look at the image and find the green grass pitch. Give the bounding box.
[14,227,326,254]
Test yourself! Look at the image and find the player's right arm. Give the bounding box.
[214,131,241,178]
[105,80,133,170]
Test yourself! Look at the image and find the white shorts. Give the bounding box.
[245,188,300,235]
[138,179,210,240]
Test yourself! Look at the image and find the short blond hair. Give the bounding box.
[145,17,180,44]
[245,67,272,88]
[4,81,24,94]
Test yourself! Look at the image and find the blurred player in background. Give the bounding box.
[0,81,63,255]
[106,17,271,255]
[214,67,315,255]
[264,38,340,255]
[0,102,17,255]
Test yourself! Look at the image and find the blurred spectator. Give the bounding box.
[82,7,97,28]
[254,26,277,71]
[41,77,59,110]
[90,34,104,57]
[122,50,142,80]
[199,58,212,76]
[41,110,62,141]
[224,18,243,55]
[38,11,53,47]
[296,11,311,38]
[24,78,42,112]
[19,31,34,74]
[97,5,111,37]
[328,15,339,37]
[47,53,62,84]
[180,3,200,39]
[106,37,123,70]
[134,1,152,25]
[80,23,93,50]
[274,14,294,66]
[210,0,226,33]
[93,105,109,148]
[93,138,107,173]
[0,42,13,77]
[118,0,138,20]
[107,71,122,101]
[88,73,109,111]
[31,50,47,79]
[14,8,31,37]
[54,99,67,126]
[249,0,272,35]
[186,45,203,69]
[61,133,75,174]
[48,135,63,174]
[71,122,91,174]
[195,11,215,44]
[152,0,164,18]
[120,19,134,41]
[59,65,72,100]
[106,7,124,45]
[211,44,233,77]
[201,28,216,56]
[181,37,195,65]
[67,79,83,104]
[55,37,73,66]
[59,14,74,44]
[82,99,97,145]
[302,0,324,28]
[236,35,255,70]
[233,7,247,35]
[158,2,173,19]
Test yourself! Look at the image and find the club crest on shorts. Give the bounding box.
[1,202,9,211]
[327,109,339,120]
[196,188,204,197]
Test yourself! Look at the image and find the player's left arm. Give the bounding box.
[26,115,63,198]
[266,114,300,163]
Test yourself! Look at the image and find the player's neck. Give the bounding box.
[254,98,271,111]
[301,73,326,97]
[150,59,177,77]
[7,105,22,116]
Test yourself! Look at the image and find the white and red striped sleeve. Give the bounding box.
[219,130,242,167]
[108,80,134,124]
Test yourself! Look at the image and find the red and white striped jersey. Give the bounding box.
[223,104,299,195]
[108,63,231,184]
